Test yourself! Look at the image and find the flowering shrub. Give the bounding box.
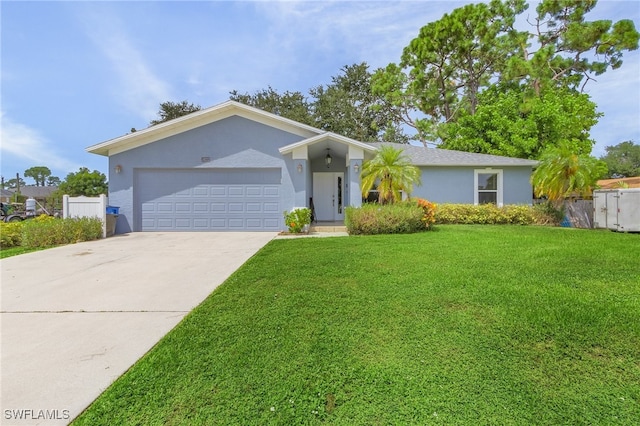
[434,204,558,225]
[413,198,437,229]
[283,208,312,233]
[0,222,23,248]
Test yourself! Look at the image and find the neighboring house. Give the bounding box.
[1,188,14,203]
[87,101,537,233]
[19,186,58,202]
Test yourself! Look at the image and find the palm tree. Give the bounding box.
[361,145,421,204]
[531,141,607,206]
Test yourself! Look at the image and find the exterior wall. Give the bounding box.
[412,166,533,205]
[108,116,305,233]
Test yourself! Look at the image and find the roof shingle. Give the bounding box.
[366,143,538,167]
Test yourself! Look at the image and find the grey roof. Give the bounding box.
[366,143,538,167]
[17,186,58,198]
[1,188,14,197]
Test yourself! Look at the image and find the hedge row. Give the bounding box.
[434,203,561,226]
[345,201,561,235]
[0,215,103,249]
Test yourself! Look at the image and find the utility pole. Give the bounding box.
[15,172,20,203]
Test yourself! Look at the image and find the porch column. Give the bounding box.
[347,146,364,208]
[292,146,309,207]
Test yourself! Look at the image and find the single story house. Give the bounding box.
[87,101,537,233]
[1,188,14,203]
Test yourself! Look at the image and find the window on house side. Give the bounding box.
[474,169,503,207]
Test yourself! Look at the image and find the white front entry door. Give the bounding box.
[313,172,344,221]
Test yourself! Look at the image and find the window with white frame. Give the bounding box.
[474,169,503,206]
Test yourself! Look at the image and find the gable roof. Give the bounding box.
[17,186,58,198]
[87,101,323,157]
[279,132,378,155]
[366,143,538,167]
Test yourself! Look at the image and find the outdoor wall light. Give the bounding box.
[325,149,332,168]
[114,165,122,174]
[297,163,303,173]
[354,163,360,173]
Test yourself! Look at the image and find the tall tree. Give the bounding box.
[24,166,52,186]
[229,86,313,125]
[599,141,640,178]
[57,167,108,197]
[360,145,421,204]
[46,176,62,186]
[310,63,408,143]
[5,177,25,190]
[230,64,409,143]
[149,101,202,126]
[531,141,607,205]
[441,85,601,159]
[372,0,638,147]
[506,0,640,94]
[372,0,527,145]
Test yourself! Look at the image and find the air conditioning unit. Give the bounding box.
[593,188,640,232]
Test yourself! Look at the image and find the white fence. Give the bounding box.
[62,194,108,238]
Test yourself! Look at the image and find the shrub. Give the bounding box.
[283,208,312,233]
[346,202,426,235]
[21,216,103,248]
[532,201,564,226]
[0,222,23,248]
[434,203,558,225]
[412,198,437,229]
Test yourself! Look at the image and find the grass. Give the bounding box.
[0,246,46,259]
[73,226,640,425]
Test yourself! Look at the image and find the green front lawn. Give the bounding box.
[74,226,640,425]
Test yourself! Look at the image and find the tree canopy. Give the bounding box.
[599,141,640,178]
[441,85,601,159]
[371,0,639,151]
[57,167,108,197]
[150,101,202,126]
[230,63,409,144]
[24,166,54,186]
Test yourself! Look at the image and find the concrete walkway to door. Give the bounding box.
[0,232,276,426]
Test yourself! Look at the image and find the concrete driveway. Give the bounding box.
[0,232,276,425]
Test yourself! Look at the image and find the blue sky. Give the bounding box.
[2,0,639,183]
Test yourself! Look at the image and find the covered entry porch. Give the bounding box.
[279,133,377,222]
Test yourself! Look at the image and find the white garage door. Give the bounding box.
[137,169,281,231]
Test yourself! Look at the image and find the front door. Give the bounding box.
[313,172,344,221]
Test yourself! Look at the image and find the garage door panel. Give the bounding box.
[137,169,281,231]
[264,202,279,213]
[211,203,226,212]
[211,187,227,197]
[228,187,244,197]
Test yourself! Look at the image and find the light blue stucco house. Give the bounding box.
[87,101,537,233]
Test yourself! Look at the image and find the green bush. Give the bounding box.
[0,222,23,248]
[283,208,312,233]
[434,203,558,225]
[346,202,426,235]
[21,216,103,248]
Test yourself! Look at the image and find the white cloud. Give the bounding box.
[75,5,173,121]
[0,112,80,172]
